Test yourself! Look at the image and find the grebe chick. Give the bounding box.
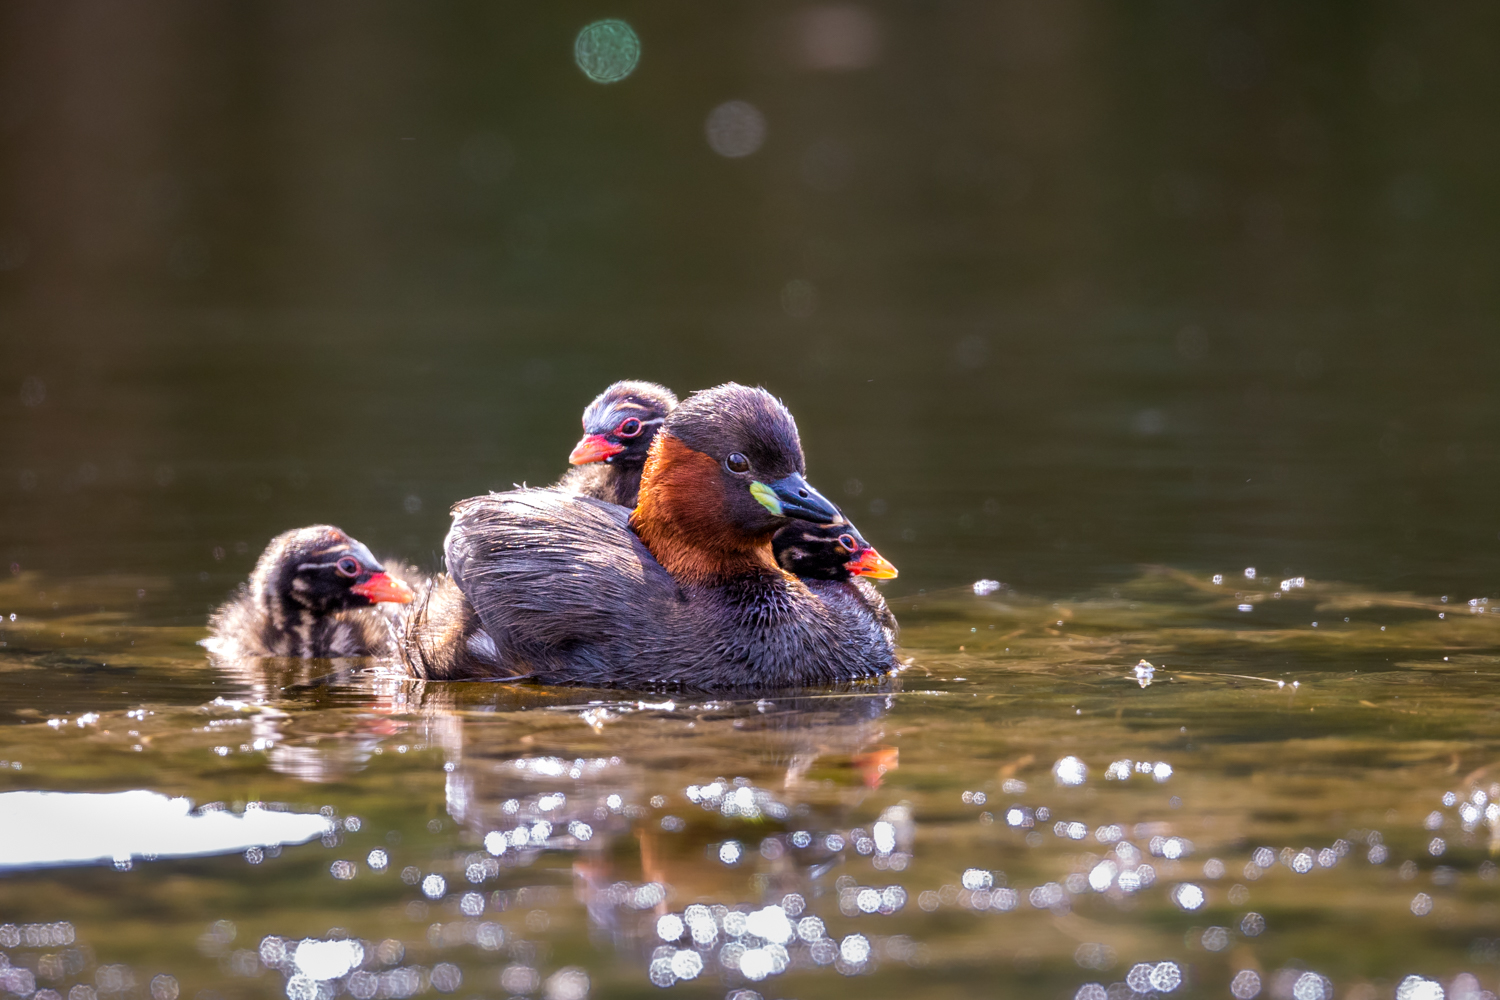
[556,380,678,507]
[204,525,413,658]
[772,517,899,638]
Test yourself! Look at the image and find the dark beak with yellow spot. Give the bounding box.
[752,473,841,524]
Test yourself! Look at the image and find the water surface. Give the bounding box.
[3,569,1499,1000]
[3,4,1500,999]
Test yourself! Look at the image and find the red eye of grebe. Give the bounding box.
[725,452,750,474]
[336,557,360,577]
[838,533,858,551]
[616,417,643,438]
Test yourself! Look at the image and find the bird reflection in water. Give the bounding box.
[203,664,906,968]
[431,691,909,988]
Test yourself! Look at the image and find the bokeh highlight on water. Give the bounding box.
[3,3,1500,1000]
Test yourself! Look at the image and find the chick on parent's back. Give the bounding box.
[440,383,897,687]
[556,380,678,507]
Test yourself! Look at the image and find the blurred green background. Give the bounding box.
[1,1,1498,619]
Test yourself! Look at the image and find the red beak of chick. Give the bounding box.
[845,547,899,580]
[568,433,626,465]
[351,572,414,605]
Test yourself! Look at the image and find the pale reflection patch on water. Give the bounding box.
[0,790,333,869]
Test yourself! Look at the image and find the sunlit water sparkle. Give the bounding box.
[1,571,1499,999]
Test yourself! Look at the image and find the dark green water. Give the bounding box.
[3,4,1500,1000]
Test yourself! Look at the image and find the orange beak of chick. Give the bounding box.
[845,547,898,580]
[351,572,414,605]
[568,433,626,465]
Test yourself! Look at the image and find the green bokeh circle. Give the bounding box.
[574,20,641,84]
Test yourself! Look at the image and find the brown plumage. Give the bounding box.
[436,383,899,688]
[203,525,414,659]
[630,435,784,585]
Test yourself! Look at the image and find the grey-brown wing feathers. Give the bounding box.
[446,489,680,660]
[442,488,897,687]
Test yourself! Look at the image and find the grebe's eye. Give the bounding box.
[838,533,858,551]
[725,452,750,474]
[616,417,643,438]
[335,557,360,578]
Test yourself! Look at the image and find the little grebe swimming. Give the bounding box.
[204,525,414,658]
[559,380,898,585]
[400,380,894,680]
[440,383,898,687]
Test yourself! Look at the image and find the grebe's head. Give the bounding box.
[774,518,899,581]
[250,525,413,614]
[633,384,842,568]
[567,380,677,468]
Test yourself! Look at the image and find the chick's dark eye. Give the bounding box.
[838,534,858,551]
[336,557,360,578]
[616,417,643,438]
[725,452,750,474]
